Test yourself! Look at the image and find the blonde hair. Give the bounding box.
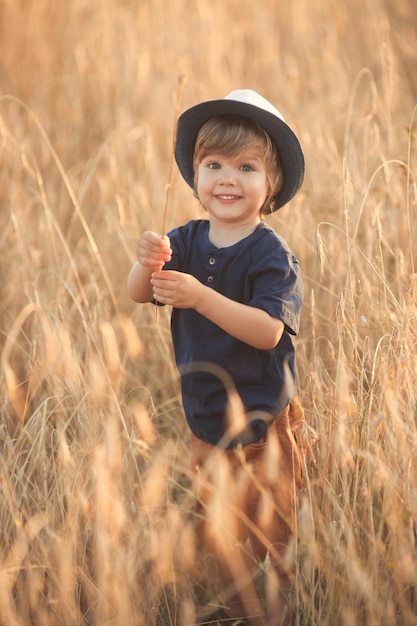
[193,114,283,214]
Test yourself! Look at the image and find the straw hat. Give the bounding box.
[174,89,305,211]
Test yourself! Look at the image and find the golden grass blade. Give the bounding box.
[161,73,188,237]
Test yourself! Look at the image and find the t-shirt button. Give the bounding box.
[207,275,214,283]
[209,257,216,265]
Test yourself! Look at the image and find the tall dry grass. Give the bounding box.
[0,0,416,624]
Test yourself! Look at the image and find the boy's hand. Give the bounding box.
[151,270,203,309]
[136,231,172,270]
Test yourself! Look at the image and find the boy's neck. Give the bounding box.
[208,220,262,248]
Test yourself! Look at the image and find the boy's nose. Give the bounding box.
[218,168,236,184]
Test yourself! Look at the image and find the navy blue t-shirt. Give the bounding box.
[163,219,303,448]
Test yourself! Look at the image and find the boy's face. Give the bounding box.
[196,149,270,227]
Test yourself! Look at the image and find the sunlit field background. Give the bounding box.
[0,1,416,624]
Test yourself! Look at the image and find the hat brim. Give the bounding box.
[174,98,305,211]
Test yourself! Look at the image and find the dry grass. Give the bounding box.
[0,0,416,624]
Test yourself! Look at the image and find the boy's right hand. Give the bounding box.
[136,231,172,271]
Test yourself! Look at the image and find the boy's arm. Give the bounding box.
[196,287,284,350]
[151,270,284,350]
[127,261,155,303]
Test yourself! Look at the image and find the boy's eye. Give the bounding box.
[240,164,254,172]
[207,162,220,169]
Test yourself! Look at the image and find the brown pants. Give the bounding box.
[190,397,307,625]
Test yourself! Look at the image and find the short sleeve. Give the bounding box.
[248,249,303,335]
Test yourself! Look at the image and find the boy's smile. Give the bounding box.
[196,151,270,228]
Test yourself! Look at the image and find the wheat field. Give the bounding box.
[0,1,416,624]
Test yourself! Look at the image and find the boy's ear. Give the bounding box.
[260,193,276,215]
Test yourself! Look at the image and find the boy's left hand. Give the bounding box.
[151,270,203,309]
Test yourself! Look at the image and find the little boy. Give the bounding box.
[127,90,307,626]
